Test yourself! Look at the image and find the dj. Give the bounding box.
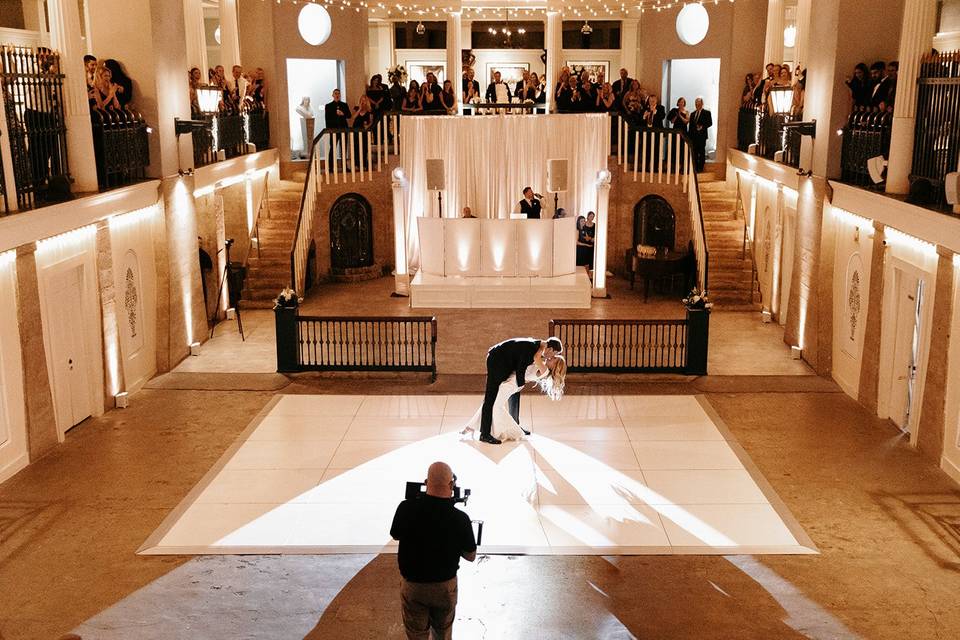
[519,186,542,219]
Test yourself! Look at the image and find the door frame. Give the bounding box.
[877,256,934,445]
[0,258,27,482]
[941,262,960,484]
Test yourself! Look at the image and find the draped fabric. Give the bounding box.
[400,114,610,268]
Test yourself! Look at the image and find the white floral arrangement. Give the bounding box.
[470,96,481,105]
[276,287,300,307]
[682,288,713,310]
[636,244,657,258]
[387,65,407,86]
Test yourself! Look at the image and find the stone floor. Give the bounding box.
[0,375,958,638]
[175,276,812,376]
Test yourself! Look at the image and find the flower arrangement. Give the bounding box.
[276,287,300,308]
[682,288,713,310]
[387,64,407,86]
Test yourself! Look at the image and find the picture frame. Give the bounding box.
[565,60,610,84]
[405,61,446,86]
[484,62,531,87]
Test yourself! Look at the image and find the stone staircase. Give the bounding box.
[240,180,304,309]
[697,173,762,309]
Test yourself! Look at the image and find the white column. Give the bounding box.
[592,170,612,297]
[183,0,208,74]
[620,18,639,78]
[48,0,98,192]
[392,171,410,296]
[545,11,562,113]
[886,0,938,195]
[446,12,462,111]
[218,0,241,73]
[763,0,785,66]
[793,0,811,71]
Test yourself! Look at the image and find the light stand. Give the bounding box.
[437,190,442,217]
[554,192,559,214]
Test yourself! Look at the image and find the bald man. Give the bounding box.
[391,462,477,640]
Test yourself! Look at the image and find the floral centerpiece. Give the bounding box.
[387,64,407,86]
[276,287,300,308]
[682,288,713,310]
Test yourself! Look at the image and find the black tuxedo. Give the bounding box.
[480,338,541,437]
[519,197,542,219]
[324,100,350,129]
[486,81,510,103]
[690,108,713,172]
[612,77,631,103]
[870,77,895,109]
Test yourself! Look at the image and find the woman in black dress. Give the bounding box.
[440,79,457,113]
[845,63,871,111]
[401,86,422,114]
[667,97,690,134]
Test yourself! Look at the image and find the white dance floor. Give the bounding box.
[140,394,816,556]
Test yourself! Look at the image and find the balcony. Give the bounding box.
[191,109,270,169]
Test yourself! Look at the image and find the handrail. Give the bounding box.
[685,137,709,293]
[289,130,322,293]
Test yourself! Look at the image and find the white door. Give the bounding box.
[47,266,92,435]
[888,273,922,431]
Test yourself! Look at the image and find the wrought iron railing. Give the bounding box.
[193,110,270,168]
[912,51,960,204]
[737,103,762,151]
[549,315,708,374]
[840,110,892,188]
[0,45,69,210]
[274,304,437,380]
[91,108,149,191]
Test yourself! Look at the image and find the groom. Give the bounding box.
[479,337,563,445]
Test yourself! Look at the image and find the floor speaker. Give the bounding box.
[547,158,569,193]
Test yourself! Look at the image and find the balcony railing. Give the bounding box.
[912,51,960,205]
[737,96,800,168]
[839,110,892,188]
[91,108,150,191]
[193,110,270,168]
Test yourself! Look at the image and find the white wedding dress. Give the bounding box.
[462,364,545,441]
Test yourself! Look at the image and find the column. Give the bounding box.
[885,0,938,195]
[592,170,611,298]
[793,0,811,70]
[446,11,462,112]
[857,222,886,411]
[218,0,241,74]
[183,0,208,75]
[545,11,562,113]
[95,220,125,408]
[762,0,784,66]
[48,0,98,192]
[916,248,955,461]
[392,170,410,296]
[620,18,640,78]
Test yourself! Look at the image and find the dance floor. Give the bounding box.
[140,394,816,555]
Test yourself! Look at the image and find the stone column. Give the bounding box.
[218,0,241,74]
[885,0,938,195]
[916,248,955,461]
[15,244,58,460]
[392,172,409,296]
[47,0,98,192]
[793,0,812,70]
[95,220,125,409]
[620,19,640,79]
[545,11,562,113]
[183,0,208,74]
[446,12,462,112]
[762,0,785,67]
[857,222,886,411]
[592,171,611,298]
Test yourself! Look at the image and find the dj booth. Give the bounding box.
[410,217,591,308]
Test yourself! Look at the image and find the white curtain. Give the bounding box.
[400,114,610,267]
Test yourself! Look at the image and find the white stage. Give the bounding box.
[140,394,816,556]
[410,268,591,309]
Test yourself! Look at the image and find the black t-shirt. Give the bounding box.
[391,495,476,583]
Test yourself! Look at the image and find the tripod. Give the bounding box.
[210,239,244,341]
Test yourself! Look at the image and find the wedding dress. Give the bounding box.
[462,364,544,441]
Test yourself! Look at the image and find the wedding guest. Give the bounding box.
[84,54,97,109]
[845,63,871,110]
[401,86,422,114]
[556,75,581,112]
[225,64,246,113]
[462,68,480,103]
[578,70,597,112]
[597,82,617,112]
[325,88,350,165]
[554,67,571,104]
[462,206,476,219]
[247,67,267,111]
[351,95,375,168]
[553,207,567,219]
[690,97,713,172]
[440,79,456,113]
[741,73,757,106]
[667,97,690,134]
[514,70,531,100]
[880,61,897,111]
[485,70,510,103]
[422,73,443,112]
[102,59,132,109]
[642,94,665,129]
[753,63,777,102]
[366,74,389,115]
[188,66,202,115]
[93,62,121,111]
[576,213,596,269]
[388,73,405,110]
[530,72,545,104]
[612,68,631,105]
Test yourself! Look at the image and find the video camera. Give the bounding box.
[405,479,471,505]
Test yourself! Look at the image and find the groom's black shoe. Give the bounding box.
[479,433,502,445]
[520,427,531,436]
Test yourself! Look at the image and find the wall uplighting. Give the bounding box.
[791,345,802,359]
[298,3,332,46]
[115,391,129,409]
[190,341,202,356]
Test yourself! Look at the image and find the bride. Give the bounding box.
[462,351,567,441]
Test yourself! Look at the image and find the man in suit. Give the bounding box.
[324,89,350,165]
[479,337,563,444]
[514,70,531,100]
[874,61,898,111]
[690,97,713,173]
[612,68,631,106]
[485,71,511,103]
[868,61,889,110]
[753,63,777,103]
[519,187,542,219]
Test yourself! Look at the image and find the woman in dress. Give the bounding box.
[401,86,422,114]
[102,59,133,109]
[461,351,567,441]
[440,79,457,113]
[597,82,617,112]
[366,74,388,116]
[351,95,375,168]
[188,66,202,116]
[667,97,690,134]
[94,62,121,111]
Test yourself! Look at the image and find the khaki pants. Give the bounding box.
[400,577,458,640]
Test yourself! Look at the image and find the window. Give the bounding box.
[394,21,447,49]
[471,21,545,49]
[562,21,621,49]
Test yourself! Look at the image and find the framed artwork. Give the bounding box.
[565,60,610,84]
[484,62,530,87]
[405,61,446,86]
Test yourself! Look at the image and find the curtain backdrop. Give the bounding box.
[400,114,610,267]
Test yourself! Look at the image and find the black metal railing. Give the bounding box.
[0,45,69,210]
[275,303,437,379]
[737,100,798,163]
[912,51,960,204]
[737,103,761,151]
[840,110,893,188]
[193,110,270,168]
[91,108,150,191]
[549,312,709,375]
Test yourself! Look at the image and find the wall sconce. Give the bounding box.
[196,85,221,115]
[768,87,793,116]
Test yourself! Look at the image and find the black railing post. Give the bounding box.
[684,308,709,375]
[275,297,300,373]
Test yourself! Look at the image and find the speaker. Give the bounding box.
[547,158,568,193]
[945,171,959,205]
[426,159,445,190]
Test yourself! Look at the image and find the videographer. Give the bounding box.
[390,461,477,640]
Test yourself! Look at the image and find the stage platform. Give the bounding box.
[410,267,593,309]
[140,394,816,556]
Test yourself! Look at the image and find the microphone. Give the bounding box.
[533,193,544,199]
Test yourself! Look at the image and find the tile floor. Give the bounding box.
[141,394,815,556]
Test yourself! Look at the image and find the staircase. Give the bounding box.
[241,180,304,309]
[698,173,761,309]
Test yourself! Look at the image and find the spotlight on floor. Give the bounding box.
[761,310,772,323]
[790,345,802,360]
[190,341,202,356]
[226,307,236,320]
[115,392,129,409]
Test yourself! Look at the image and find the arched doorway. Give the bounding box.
[633,195,676,250]
[329,193,374,272]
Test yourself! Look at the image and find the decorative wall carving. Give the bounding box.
[121,250,145,353]
[843,252,865,357]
